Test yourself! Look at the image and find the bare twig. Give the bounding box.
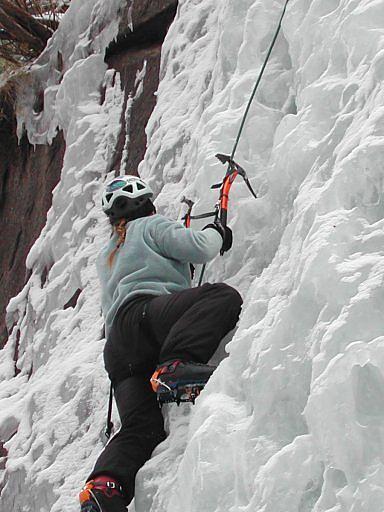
[0,0,69,65]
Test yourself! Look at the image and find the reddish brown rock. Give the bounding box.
[107,0,177,174]
[107,44,162,175]
[0,103,65,348]
[63,288,82,310]
[0,440,8,470]
[118,0,177,38]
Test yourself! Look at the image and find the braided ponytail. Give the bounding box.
[108,218,127,267]
[106,199,156,267]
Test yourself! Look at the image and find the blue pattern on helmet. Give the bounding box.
[106,180,126,192]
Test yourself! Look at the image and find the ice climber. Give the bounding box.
[79,175,243,512]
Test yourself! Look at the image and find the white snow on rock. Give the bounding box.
[17,0,128,145]
[1,0,384,511]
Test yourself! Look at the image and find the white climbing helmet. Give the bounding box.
[102,175,153,221]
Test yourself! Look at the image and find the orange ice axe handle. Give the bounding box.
[220,172,238,226]
[213,153,257,227]
[181,196,195,228]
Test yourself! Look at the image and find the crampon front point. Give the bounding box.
[155,381,207,406]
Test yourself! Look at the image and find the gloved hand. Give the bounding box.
[203,221,233,253]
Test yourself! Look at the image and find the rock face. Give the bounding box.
[0,106,65,348]
[0,1,177,348]
[107,0,177,174]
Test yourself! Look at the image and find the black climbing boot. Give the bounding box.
[150,360,216,405]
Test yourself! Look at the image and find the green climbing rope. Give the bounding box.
[230,0,290,161]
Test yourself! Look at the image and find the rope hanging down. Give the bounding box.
[197,0,290,285]
[231,0,290,161]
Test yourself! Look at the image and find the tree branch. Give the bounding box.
[0,0,53,45]
[0,7,43,50]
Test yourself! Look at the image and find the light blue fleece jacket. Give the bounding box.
[96,214,222,335]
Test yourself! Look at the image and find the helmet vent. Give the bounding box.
[137,183,145,190]
[106,193,113,202]
[123,185,134,193]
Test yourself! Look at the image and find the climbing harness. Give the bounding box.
[182,0,290,285]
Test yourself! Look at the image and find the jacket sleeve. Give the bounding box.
[151,216,222,264]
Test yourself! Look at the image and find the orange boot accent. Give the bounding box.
[150,360,183,392]
[150,367,165,392]
[79,476,124,506]
[79,481,95,504]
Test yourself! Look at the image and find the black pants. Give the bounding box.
[88,283,243,503]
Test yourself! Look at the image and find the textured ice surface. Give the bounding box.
[16,0,127,145]
[137,0,384,510]
[2,0,384,511]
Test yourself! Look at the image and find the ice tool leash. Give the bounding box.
[212,153,257,233]
[180,154,257,285]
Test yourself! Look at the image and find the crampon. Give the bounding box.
[151,360,216,406]
[155,381,206,406]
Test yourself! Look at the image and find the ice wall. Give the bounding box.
[135,0,384,511]
[1,0,384,511]
[17,0,127,145]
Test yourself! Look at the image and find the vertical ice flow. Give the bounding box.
[1,0,384,511]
